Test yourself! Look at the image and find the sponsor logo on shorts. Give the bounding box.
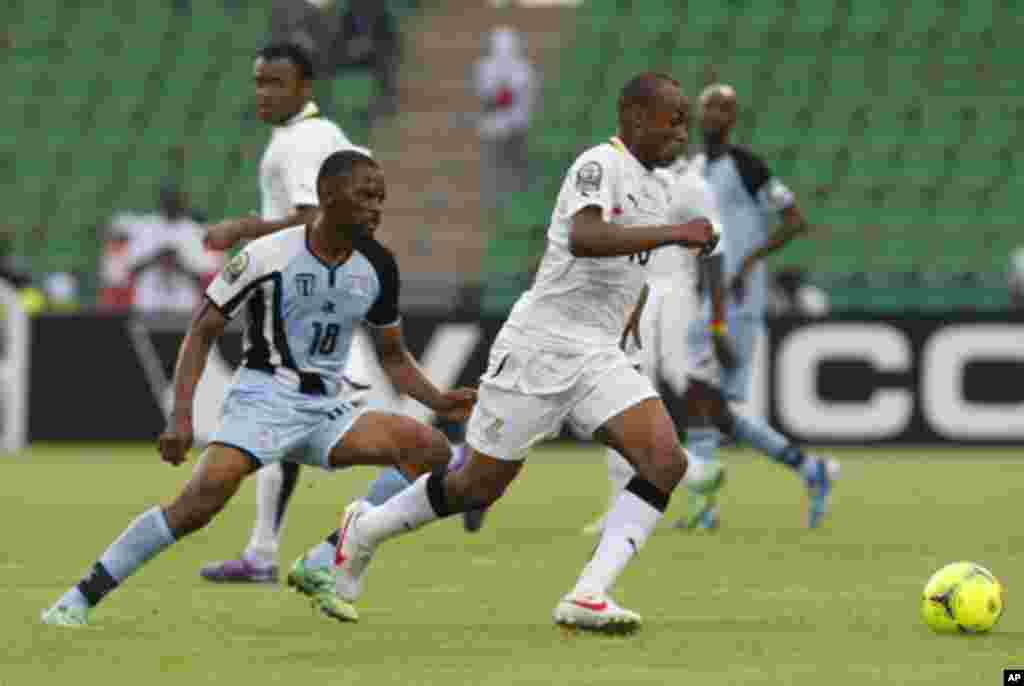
[485,417,504,444]
[256,429,275,452]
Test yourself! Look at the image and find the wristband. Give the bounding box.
[710,320,728,337]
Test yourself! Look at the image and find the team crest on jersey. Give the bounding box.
[295,273,316,297]
[576,161,602,196]
[349,274,370,296]
[223,251,249,284]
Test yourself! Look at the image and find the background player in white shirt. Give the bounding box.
[329,73,716,634]
[582,156,731,534]
[681,84,838,530]
[199,43,370,583]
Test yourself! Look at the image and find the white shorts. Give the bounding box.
[466,341,657,461]
[625,278,700,396]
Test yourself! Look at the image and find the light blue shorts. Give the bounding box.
[211,368,364,470]
[686,313,762,403]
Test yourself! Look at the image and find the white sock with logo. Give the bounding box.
[573,484,663,597]
[357,473,447,547]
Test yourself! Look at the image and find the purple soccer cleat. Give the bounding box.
[199,556,279,584]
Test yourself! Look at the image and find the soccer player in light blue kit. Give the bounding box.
[682,84,838,529]
[41,151,476,626]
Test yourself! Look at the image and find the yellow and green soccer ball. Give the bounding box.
[921,562,1005,634]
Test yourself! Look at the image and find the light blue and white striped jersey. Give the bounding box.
[206,226,399,397]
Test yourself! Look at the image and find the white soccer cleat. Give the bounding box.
[334,500,376,602]
[553,591,643,634]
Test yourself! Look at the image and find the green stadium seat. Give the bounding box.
[792,0,840,39]
[900,4,951,47]
[950,3,996,48]
[838,6,896,48]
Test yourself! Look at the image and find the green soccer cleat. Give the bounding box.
[40,604,90,627]
[676,491,720,531]
[287,557,359,623]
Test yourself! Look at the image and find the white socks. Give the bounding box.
[574,487,663,596]
[357,474,442,547]
[245,463,285,565]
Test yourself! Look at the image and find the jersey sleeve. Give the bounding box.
[561,146,617,220]
[279,133,347,210]
[360,239,401,328]
[731,146,795,213]
[205,248,268,319]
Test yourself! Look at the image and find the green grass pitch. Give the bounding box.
[3,443,1023,685]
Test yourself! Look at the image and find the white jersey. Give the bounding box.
[259,101,358,222]
[501,138,680,354]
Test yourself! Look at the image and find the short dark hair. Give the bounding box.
[618,72,680,110]
[317,149,377,188]
[257,42,315,81]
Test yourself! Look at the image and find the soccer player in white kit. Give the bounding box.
[330,73,717,633]
[199,43,370,583]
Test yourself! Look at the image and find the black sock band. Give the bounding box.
[76,562,119,607]
[625,476,671,513]
[425,469,453,518]
[325,529,340,547]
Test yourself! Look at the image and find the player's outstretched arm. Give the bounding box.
[732,202,810,299]
[568,206,716,258]
[204,206,319,251]
[159,300,229,466]
[369,324,476,422]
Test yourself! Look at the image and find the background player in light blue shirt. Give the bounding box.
[42,151,476,626]
[682,84,838,530]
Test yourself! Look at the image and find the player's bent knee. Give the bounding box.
[646,446,687,492]
[447,455,518,507]
[409,424,450,466]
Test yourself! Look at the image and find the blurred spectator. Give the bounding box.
[98,217,137,312]
[43,272,79,311]
[767,267,831,317]
[473,26,537,210]
[1010,247,1024,309]
[327,0,401,122]
[125,182,218,315]
[270,0,338,76]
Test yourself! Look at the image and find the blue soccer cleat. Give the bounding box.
[805,456,840,529]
